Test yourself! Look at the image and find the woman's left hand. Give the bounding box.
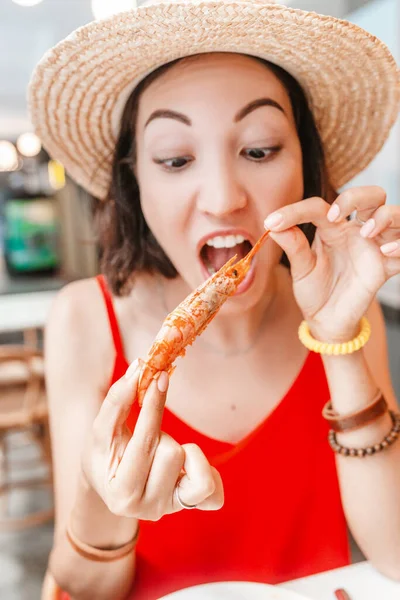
[264,186,400,342]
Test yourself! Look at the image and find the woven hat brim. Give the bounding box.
[28,2,400,199]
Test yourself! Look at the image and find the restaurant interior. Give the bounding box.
[0,1,399,599]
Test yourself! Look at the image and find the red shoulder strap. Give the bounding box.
[96,274,125,359]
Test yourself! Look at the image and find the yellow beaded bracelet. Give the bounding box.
[298,316,371,355]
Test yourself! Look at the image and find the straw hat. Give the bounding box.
[28,0,400,200]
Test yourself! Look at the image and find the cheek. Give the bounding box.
[253,151,304,214]
[279,155,304,203]
[136,150,194,239]
[278,142,304,196]
[136,157,169,228]
[137,174,189,258]
[141,187,173,239]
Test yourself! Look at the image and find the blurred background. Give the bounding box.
[0,1,398,598]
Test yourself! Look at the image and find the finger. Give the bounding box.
[195,467,224,511]
[172,444,218,509]
[359,204,400,239]
[114,372,169,494]
[264,197,331,233]
[327,186,386,223]
[94,359,140,439]
[381,241,400,258]
[382,254,400,278]
[141,432,185,516]
[268,226,317,283]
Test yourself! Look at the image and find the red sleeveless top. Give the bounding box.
[63,275,350,600]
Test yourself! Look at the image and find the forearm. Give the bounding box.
[49,471,138,600]
[322,350,400,579]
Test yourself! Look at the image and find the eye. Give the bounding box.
[153,156,193,171]
[242,146,281,162]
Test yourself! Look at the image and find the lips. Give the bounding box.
[235,260,256,295]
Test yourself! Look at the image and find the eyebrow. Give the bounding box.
[145,109,192,128]
[234,98,286,121]
[144,97,286,129]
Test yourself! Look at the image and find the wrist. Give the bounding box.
[307,322,360,344]
[70,469,138,550]
[299,316,371,356]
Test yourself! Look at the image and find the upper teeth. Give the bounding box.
[206,234,245,248]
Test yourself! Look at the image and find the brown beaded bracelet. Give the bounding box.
[328,410,400,457]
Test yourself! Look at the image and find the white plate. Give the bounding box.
[159,581,312,600]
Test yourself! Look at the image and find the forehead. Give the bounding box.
[137,53,293,120]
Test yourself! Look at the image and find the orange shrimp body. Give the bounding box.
[137,230,269,405]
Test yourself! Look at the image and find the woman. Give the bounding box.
[28,1,400,599]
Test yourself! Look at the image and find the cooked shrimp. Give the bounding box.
[137,230,270,405]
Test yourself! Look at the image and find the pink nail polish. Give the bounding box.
[327,204,340,222]
[381,241,398,254]
[157,371,169,393]
[264,213,283,230]
[360,218,375,238]
[125,359,139,380]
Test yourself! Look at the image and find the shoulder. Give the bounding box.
[46,278,108,353]
[45,277,115,396]
[364,297,398,409]
[48,277,100,326]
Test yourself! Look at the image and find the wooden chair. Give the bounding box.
[0,344,54,531]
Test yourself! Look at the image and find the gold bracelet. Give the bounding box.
[66,520,139,562]
[298,316,371,355]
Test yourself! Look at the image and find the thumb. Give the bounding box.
[267,226,317,282]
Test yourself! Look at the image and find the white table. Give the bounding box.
[279,561,400,599]
[160,562,400,599]
[0,290,57,334]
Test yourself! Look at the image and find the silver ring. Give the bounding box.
[355,213,367,226]
[174,485,198,510]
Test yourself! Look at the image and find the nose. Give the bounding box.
[196,156,247,217]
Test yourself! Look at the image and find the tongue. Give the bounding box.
[204,242,249,272]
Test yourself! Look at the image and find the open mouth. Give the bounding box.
[199,234,252,276]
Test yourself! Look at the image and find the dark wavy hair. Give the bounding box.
[94,55,334,296]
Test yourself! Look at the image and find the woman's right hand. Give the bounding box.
[81,360,224,521]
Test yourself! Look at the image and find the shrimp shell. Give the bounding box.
[137,230,269,405]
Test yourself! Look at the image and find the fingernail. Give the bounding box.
[360,218,375,238]
[125,359,139,380]
[327,204,340,222]
[157,371,169,393]
[264,212,283,230]
[381,241,398,254]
